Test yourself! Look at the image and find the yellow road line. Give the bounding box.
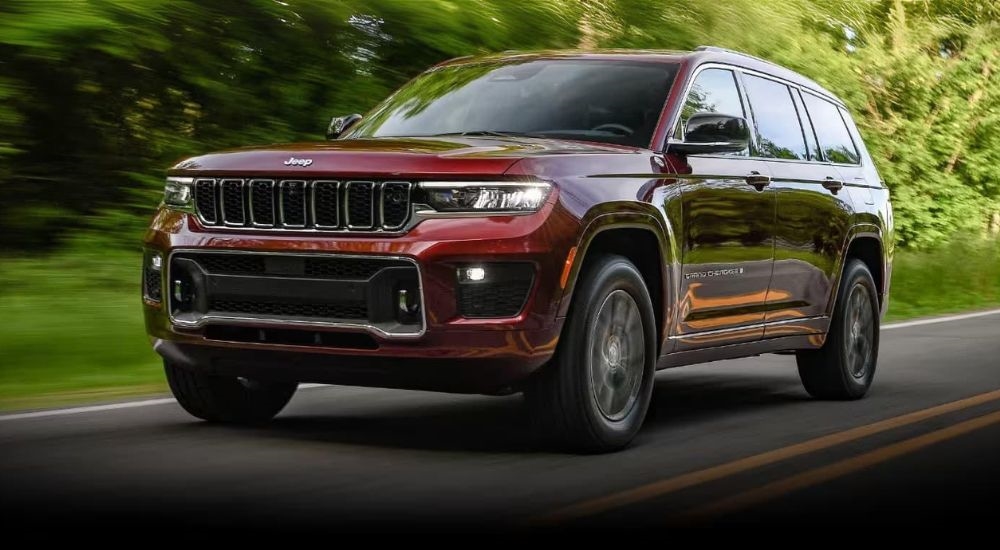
[535,388,1000,524]
[683,409,1000,522]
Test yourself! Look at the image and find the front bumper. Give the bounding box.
[142,201,578,392]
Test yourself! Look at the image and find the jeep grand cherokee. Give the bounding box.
[144,46,893,452]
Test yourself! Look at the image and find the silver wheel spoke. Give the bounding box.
[589,289,645,421]
[843,283,874,380]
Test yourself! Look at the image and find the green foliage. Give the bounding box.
[886,238,1000,320]
[2,1,999,250]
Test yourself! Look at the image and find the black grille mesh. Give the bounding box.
[313,181,339,227]
[457,264,534,318]
[195,254,266,274]
[220,179,245,224]
[280,181,307,226]
[249,180,275,225]
[195,180,217,223]
[346,182,374,228]
[143,265,161,302]
[180,253,408,280]
[209,299,368,320]
[381,182,410,228]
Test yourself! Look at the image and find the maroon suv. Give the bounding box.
[144,46,893,451]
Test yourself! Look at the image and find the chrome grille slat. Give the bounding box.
[190,178,411,232]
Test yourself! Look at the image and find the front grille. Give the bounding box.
[168,252,423,336]
[249,180,275,226]
[191,253,406,279]
[346,181,374,228]
[209,299,368,320]
[193,178,411,232]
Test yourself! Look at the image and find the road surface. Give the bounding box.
[3,310,1000,530]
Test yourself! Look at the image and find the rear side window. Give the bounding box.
[801,93,860,164]
[676,68,747,155]
[742,74,808,160]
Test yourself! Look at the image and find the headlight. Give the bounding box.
[419,181,551,213]
[163,177,194,211]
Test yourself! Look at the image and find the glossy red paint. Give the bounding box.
[144,49,892,394]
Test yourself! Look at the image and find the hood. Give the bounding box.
[168,137,638,177]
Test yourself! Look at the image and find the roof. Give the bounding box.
[434,46,843,107]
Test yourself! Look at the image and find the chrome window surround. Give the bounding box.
[165,249,427,339]
[666,62,865,168]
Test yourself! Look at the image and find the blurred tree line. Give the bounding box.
[1,0,997,251]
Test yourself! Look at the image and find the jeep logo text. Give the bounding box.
[283,157,313,167]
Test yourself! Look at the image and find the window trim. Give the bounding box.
[799,88,863,166]
[741,71,811,162]
[664,61,864,167]
[792,88,822,162]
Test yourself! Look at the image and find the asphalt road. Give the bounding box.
[3,311,1000,531]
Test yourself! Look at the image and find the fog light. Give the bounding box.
[150,253,162,271]
[462,266,487,282]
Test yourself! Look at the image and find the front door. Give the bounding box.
[670,67,776,349]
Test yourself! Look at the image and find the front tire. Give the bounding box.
[525,255,657,453]
[165,361,298,423]
[796,259,880,400]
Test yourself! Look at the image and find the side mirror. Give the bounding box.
[326,114,363,140]
[668,112,749,155]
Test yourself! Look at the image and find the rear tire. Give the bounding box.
[525,254,656,453]
[796,259,880,400]
[165,361,297,423]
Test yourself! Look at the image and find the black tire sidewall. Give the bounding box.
[562,255,657,448]
[831,260,881,396]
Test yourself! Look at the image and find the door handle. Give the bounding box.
[822,177,844,193]
[745,171,771,191]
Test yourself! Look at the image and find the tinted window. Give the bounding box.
[743,74,807,160]
[801,93,860,164]
[675,68,746,154]
[792,89,821,161]
[350,60,677,148]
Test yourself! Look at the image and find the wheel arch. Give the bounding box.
[827,225,887,319]
[557,210,677,353]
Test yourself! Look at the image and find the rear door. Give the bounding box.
[673,67,775,349]
[741,73,855,335]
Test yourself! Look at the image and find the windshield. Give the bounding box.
[348,59,677,148]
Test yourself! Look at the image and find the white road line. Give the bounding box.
[0,383,328,422]
[4,309,1000,422]
[882,308,1000,330]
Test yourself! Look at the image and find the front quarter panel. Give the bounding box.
[507,152,681,353]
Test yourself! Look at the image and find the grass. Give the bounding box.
[1,238,998,411]
[884,239,1000,321]
[0,245,165,411]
